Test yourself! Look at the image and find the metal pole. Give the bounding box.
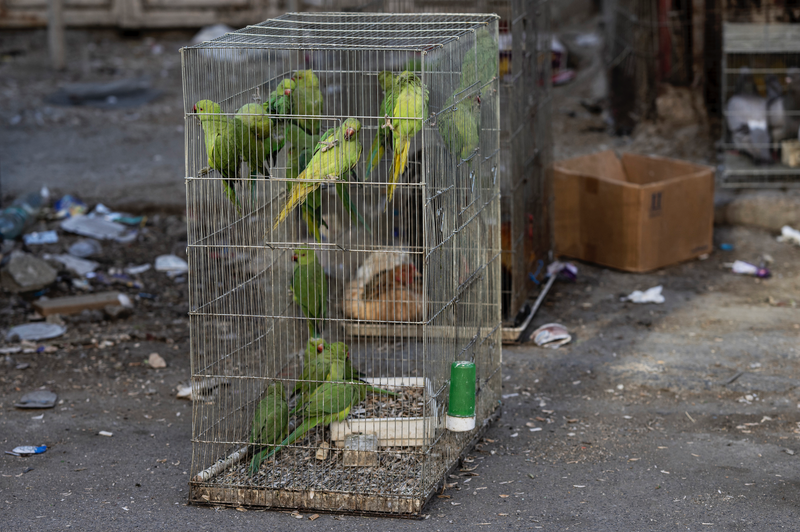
[48,0,66,71]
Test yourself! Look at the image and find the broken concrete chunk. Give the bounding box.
[1,251,58,292]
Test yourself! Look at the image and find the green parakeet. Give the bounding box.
[291,247,327,337]
[247,382,290,476]
[438,92,480,162]
[291,69,324,135]
[194,99,245,214]
[292,341,360,407]
[458,27,499,93]
[266,78,296,117]
[235,102,273,141]
[263,356,366,460]
[233,102,274,204]
[273,118,363,230]
[387,71,428,205]
[365,71,401,181]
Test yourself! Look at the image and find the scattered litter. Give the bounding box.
[529,427,542,432]
[148,352,167,369]
[6,323,66,342]
[547,260,578,281]
[98,431,113,437]
[33,292,129,316]
[125,264,151,275]
[61,215,136,242]
[175,378,229,401]
[6,445,47,456]
[91,204,144,226]
[531,323,572,348]
[16,363,30,370]
[720,243,734,251]
[23,230,58,245]
[53,195,88,219]
[698,253,710,260]
[43,254,99,277]
[31,414,43,420]
[15,390,57,409]
[155,255,188,276]
[621,285,665,304]
[502,393,519,399]
[1,251,58,292]
[730,260,770,278]
[777,225,800,246]
[68,238,102,258]
[0,188,47,240]
[784,449,795,456]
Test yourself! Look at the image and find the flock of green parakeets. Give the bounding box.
[192,28,497,238]
[247,337,396,476]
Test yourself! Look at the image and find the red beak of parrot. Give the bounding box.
[284,88,292,96]
[292,254,299,262]
[192,104,197,112]
[317,344,324,353]
[344,127,356,140]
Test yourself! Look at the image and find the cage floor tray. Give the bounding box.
[330,377,438,447]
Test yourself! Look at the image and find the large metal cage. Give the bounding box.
[182,13,502,516]
[721,21,800,187]
[310,0,553,334]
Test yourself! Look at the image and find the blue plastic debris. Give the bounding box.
[6,445,47,456]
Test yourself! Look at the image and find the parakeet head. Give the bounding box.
[266,381,286,399]
[306,337,326,355]
[396,70,421,86]
[292,247,317,265]
[278,78,297,96]
[377,71,395,92]
[342,118,361,141]
[193,99,222,116]
[292,69,320,88]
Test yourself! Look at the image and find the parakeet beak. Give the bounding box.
[192,104,197,112]
[284,88,292,96]
[344,127,356,140]
[317,344,324,353]
[292,254,298,262]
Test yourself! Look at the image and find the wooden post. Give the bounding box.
[48,0,65,70]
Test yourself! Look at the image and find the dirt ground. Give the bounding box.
[2,22,800,531]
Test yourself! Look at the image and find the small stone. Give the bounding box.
[1,251,57,292]
[315,441,331,460]
[104,305,132,320]
[148,352,166,369]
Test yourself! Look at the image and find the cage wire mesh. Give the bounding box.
[182,12,502,515]
[303,0,553,330]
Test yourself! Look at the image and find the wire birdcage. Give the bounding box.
[305,0,553,335]
[182,12,502,516]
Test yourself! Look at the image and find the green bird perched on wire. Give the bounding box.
[234,102,273,203]
[291,247,327,337]
[263,355,367,460]
[273,118,363,230]
[284,122,327,242]
[438,92,480,163]
[292,341,362,412]
[365,71,401,181]
[247,382,290,476]
[291,69,324,135]
[386,71,428,206]
[266,78,296,118]
[457,27,499,93]
[194,99,250,214]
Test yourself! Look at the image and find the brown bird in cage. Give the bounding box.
[343,253,422,322]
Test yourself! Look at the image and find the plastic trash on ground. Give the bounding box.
[532,323,572,348]
[730,260,771,278]
[53,195,88,219]
[6,445,47,456]
[23,230,58,245]
[68,238,102,258]
[777,225,800,246]
[6,323,67,341]
[622,285,665,304]
[547,260,578,281]
[15,390,57,409]
[61,215,136,242]
[43,254,99,277]
[155,255,188,276]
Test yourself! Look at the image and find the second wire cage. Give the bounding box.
[183,13,503,516]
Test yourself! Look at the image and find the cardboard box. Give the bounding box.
[553,150,714,272]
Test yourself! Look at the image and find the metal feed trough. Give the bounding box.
[182,12,503,516]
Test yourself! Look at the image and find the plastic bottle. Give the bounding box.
[0,187,48,241]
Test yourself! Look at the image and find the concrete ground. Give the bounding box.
[2,22,800,532]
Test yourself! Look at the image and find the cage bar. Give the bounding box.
[182,12,502,516]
